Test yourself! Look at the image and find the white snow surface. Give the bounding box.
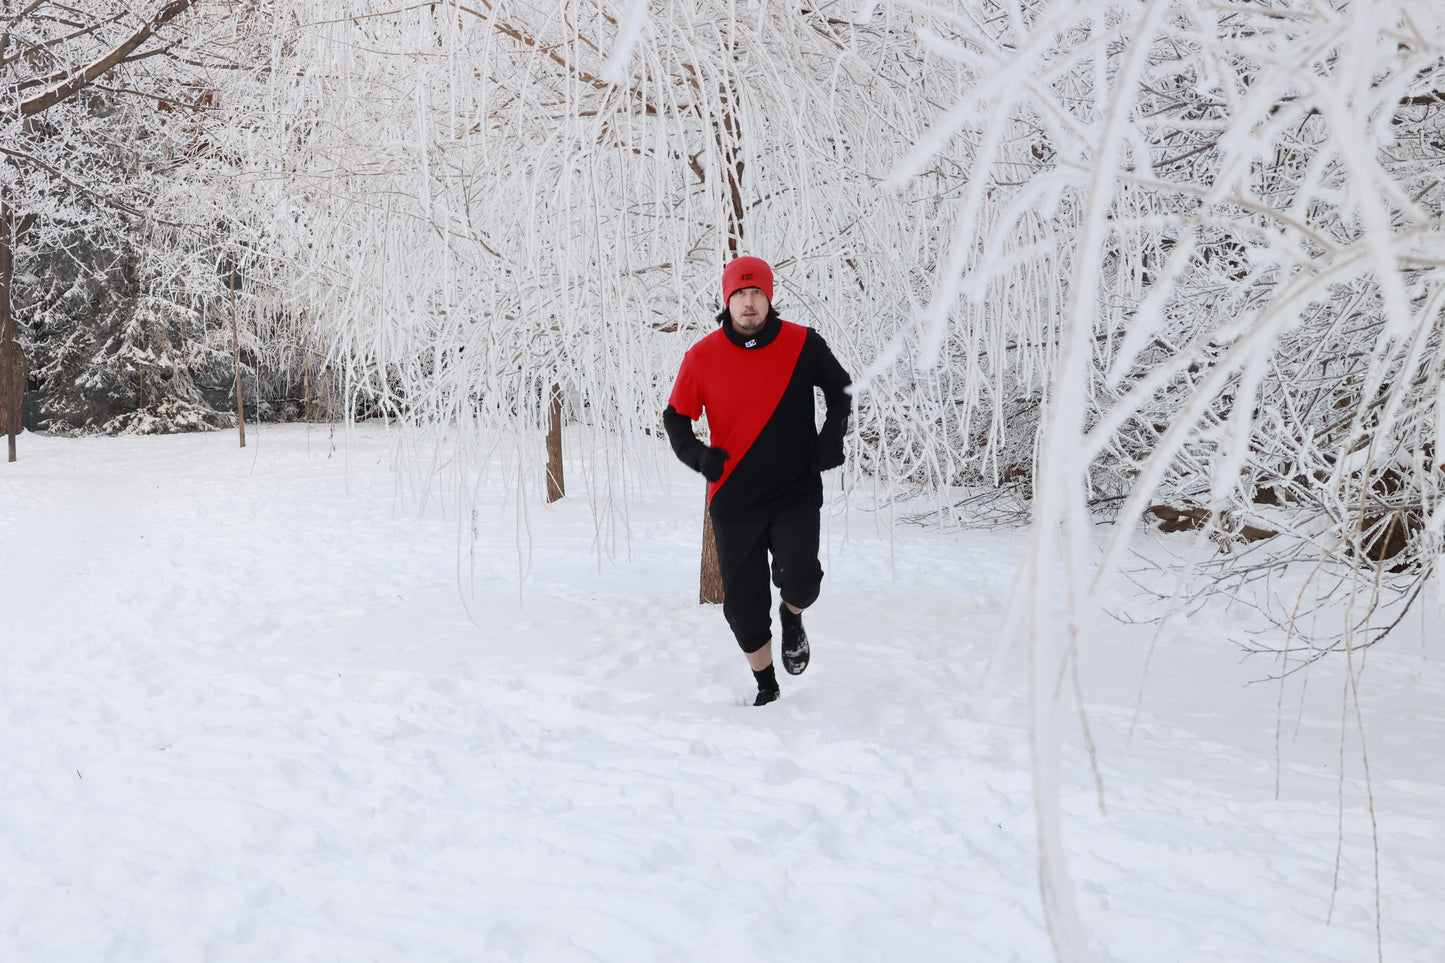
[3,425,1442,963]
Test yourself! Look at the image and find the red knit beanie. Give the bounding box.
[722,256,774,305]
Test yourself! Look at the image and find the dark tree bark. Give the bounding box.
[699,506,724,604]
[1,196,24,461]
[545,383,564,503]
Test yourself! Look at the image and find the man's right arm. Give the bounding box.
[664,405,729,482]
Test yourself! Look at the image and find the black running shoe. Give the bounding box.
[779,602,810,676]
[754,686,780,706]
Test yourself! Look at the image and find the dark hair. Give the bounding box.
[717,304,781,326]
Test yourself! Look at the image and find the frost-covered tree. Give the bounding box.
[234,0,981,574]
[893,0,1445,643]
[877,2,1445,957]
[1,0,300,438]
[3,1,196,427]
[13,84,239,435]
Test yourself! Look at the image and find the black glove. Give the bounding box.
[695,445,729,482]
[814,412,848,473]
[813,439,845,473]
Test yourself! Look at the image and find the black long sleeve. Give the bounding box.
[814,337,852,470]
[663,404,707,469]
[664,405,729,481]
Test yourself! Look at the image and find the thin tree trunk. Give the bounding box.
[230,269,245,447]
[545,382,564,502]
[0,192,11,347]
[1,189,24,462]
[699,505,724,604]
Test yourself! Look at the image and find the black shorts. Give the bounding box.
[711,502,823,653]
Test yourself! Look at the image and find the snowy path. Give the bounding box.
[3,426,1442,962]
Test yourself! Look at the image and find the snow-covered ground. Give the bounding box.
[3,425,1442,962]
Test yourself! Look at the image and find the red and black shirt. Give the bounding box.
[665,314,852,522]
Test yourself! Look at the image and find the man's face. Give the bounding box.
[728,287,770,335]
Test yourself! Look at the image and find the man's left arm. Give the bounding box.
[812,333,852,472]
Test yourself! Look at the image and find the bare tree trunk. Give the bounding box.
[545,382,564,503]
[229,269,245,447]
[0,191,10,346]
[1,190,24,463]
[699,504,724,604]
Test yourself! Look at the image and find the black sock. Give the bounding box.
[753,663,778,692]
